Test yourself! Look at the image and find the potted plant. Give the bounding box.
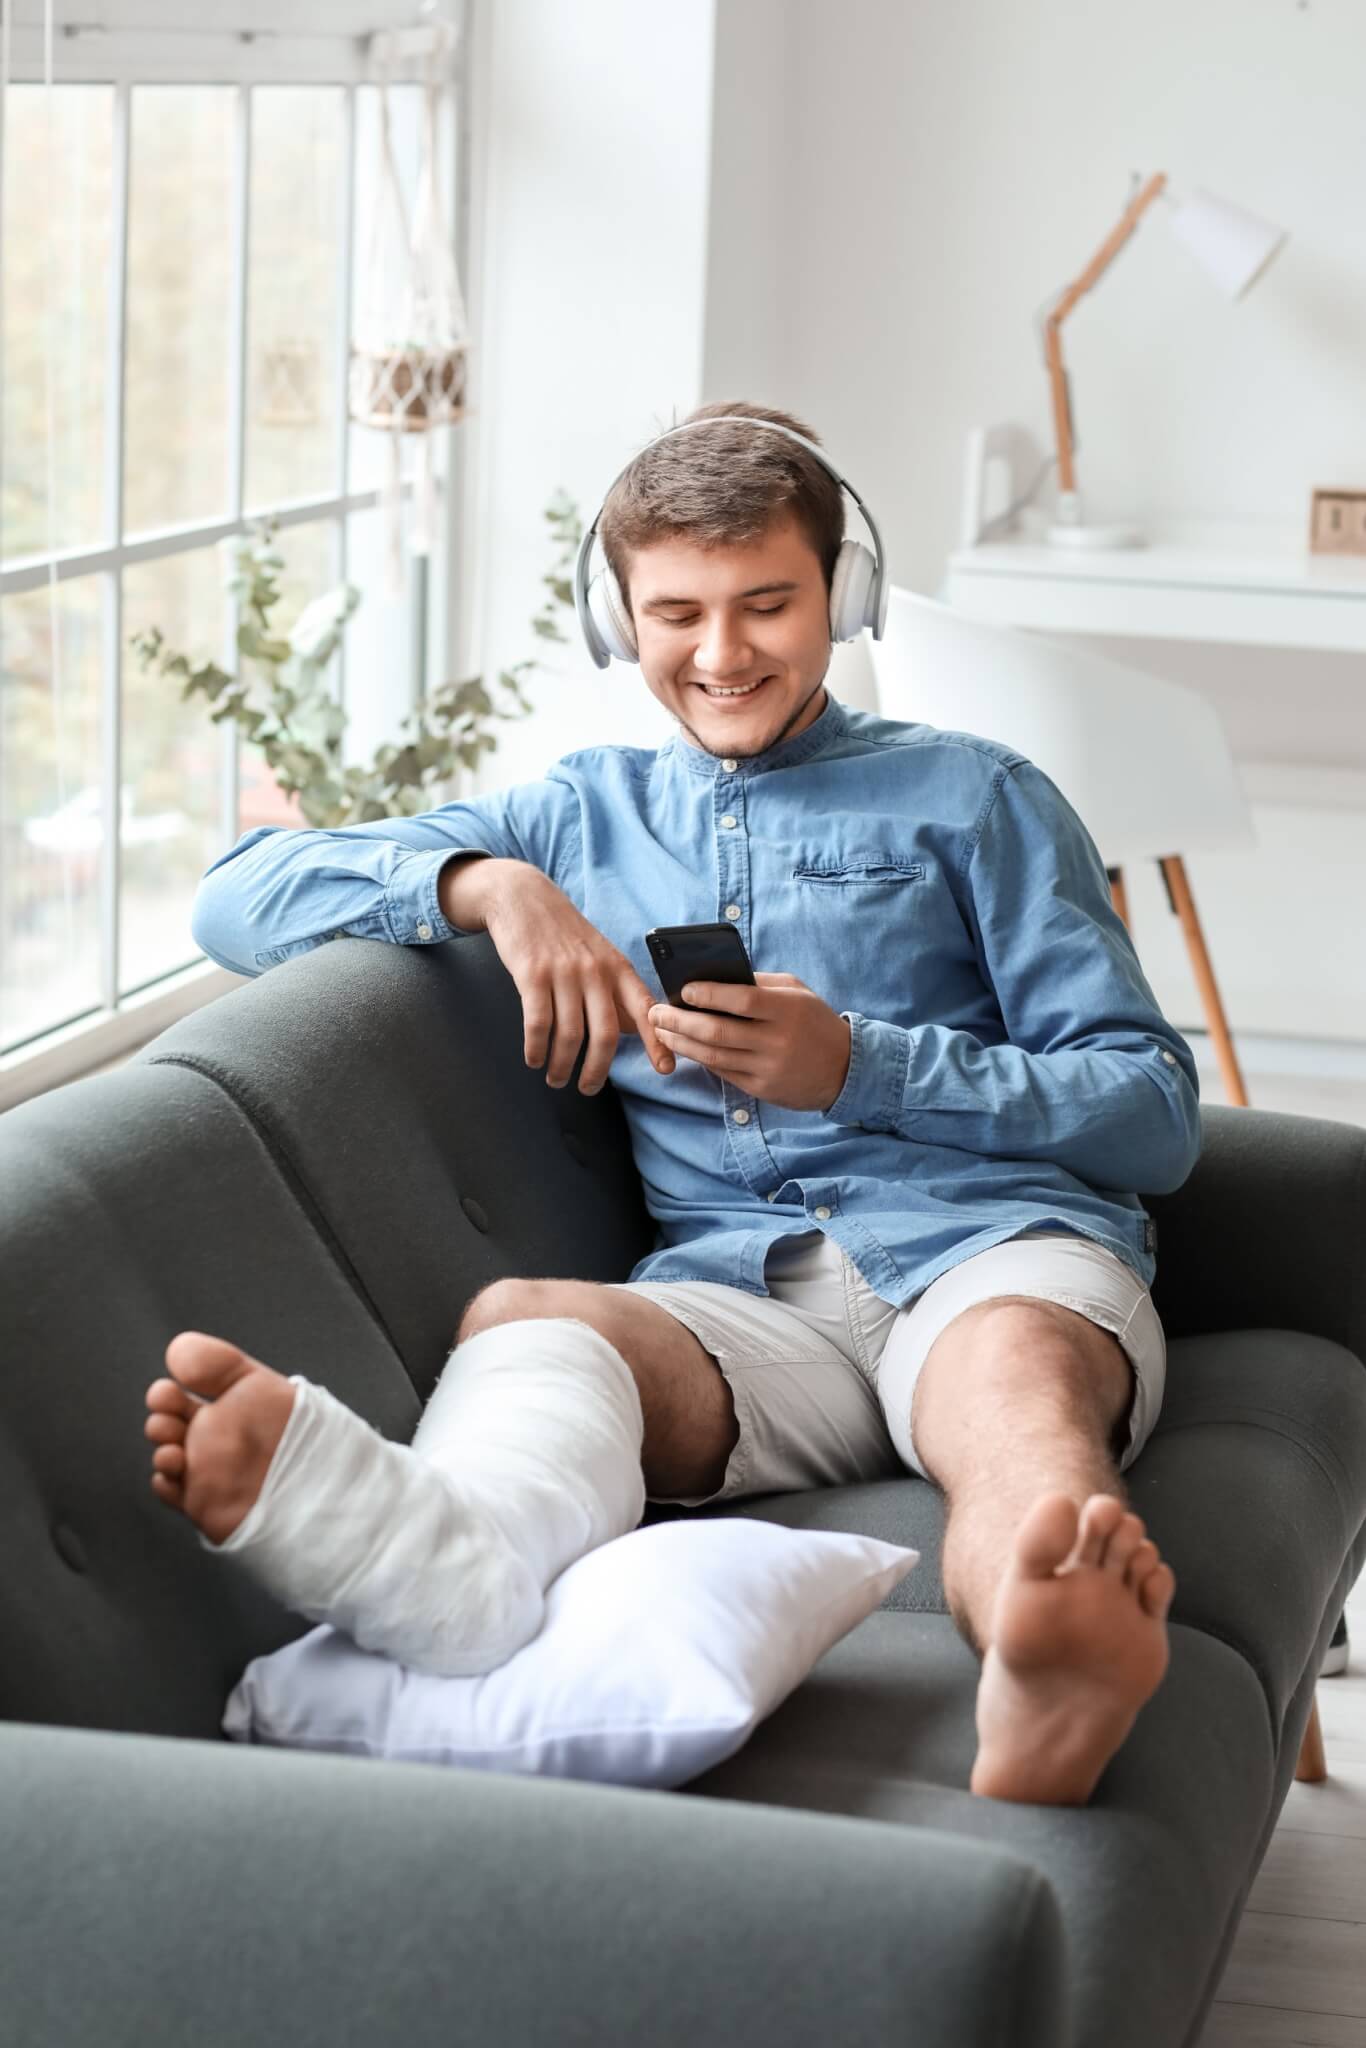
[131,490,582,830]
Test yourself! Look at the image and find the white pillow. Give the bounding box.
[222,1516,918,1789]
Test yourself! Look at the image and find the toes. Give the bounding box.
[1139,1562,1176,1620]
[164,1332,261,1405]
[1124,1538,1160,1592]
[144,1412,186,1446]
[1072,1494,1126,1569]
[145,1377,198,1420]
[1012,1493,1081,1580]
[1100,1511,1147,1576]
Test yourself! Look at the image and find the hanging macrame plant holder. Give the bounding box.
[350,18,470,594]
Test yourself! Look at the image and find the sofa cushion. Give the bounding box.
[685,1609,1274,2048]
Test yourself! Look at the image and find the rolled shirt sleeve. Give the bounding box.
[825,758,1202,1196]
[190,777,580,977]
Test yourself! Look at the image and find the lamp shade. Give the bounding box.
[1168,187,1288,299]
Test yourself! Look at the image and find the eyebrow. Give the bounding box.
[639,580,801,614]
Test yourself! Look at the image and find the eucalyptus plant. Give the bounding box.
[130,489,583,829]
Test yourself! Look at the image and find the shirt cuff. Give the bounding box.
[388,848,494,944]
[825,1011,912,1131]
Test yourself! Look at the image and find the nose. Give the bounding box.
[692,613,753,680]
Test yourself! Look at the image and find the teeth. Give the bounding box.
[702,680,764,698]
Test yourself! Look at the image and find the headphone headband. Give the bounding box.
[573,415,888,669]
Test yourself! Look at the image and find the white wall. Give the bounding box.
[698,0,1366,1056]
[463,0,1365,1056]
[705,0,1366,601]
[463,0,718,794]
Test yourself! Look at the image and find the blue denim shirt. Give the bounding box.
[193,688,1201,1309]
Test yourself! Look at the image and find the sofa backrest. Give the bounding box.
[0,936,654,1739]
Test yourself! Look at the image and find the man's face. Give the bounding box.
[626,512,832,759]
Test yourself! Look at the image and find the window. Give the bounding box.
[0,8,469,1099]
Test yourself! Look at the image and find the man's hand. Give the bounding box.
[439,857,677,1092]
[648,972,851,1113]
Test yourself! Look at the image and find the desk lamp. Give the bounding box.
[1041,175,1288,548]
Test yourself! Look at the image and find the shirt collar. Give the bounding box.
[660,687,849,779]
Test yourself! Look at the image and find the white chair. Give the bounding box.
[862,585,1258,1107]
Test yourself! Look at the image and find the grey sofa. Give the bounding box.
[4,929,1365,2048]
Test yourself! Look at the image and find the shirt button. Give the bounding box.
[721,757,738,772]
[724,904,741,921]
[732,1107,750,1125]
[1161,1051,1177,1065]
[416,922,432,940]
[720,815,737,828]
[766,1191,777,1202]
[814,1205,831,1220]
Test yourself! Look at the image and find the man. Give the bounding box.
[144,400,1196,1806]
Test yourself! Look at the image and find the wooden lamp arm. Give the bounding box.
[1043,172,1168,495]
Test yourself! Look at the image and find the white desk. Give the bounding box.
[944,521,1366,655]
[941,514,1366,1057]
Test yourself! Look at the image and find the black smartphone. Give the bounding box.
[646,922,757,1012]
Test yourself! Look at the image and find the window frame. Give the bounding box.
[0,9,474,1109]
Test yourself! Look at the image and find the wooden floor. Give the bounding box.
[83,1036,1366,2038]
[1195,1056,1366,2047]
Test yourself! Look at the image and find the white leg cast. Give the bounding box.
[410,1316,647,1588]
[197,1318,646,1678]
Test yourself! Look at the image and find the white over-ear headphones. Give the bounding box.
[573,416,889,670]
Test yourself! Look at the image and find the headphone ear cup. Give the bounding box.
[828,539,876,643]
[587,565,639,664]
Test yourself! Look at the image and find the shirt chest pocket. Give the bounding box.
[791,856,926,887]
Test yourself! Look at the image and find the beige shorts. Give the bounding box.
[607,1227,1167,1508]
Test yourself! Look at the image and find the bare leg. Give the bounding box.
[938,1390,1131,1660]
[910,1298,1175,1806]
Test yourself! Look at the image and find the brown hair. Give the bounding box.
[598,400,845,620]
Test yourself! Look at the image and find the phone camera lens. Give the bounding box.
[657,939,672,958]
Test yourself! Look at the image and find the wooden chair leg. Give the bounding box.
[1119,858,1327,1780]
[1157,855,1250,1109]
[1296,1697,1328,1783]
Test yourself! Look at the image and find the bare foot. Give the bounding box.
[969,1492,1175,1806]
[144,1333,298,1548]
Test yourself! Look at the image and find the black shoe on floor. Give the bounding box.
[1321,1611,1349,1677]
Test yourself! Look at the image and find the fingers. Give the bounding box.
[544,976,586,1089]
[522,976,617,1092]
[577,978,621,1095]
[627,976,675,1076]
[521,978,554,1073]
[648,996,757,1066]
[656,1024,760,1075]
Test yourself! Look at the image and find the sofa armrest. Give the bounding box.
[1,1720,1064,2048]
[1147,1103,1366,1359]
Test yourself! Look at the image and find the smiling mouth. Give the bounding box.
[692,677,774,702]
